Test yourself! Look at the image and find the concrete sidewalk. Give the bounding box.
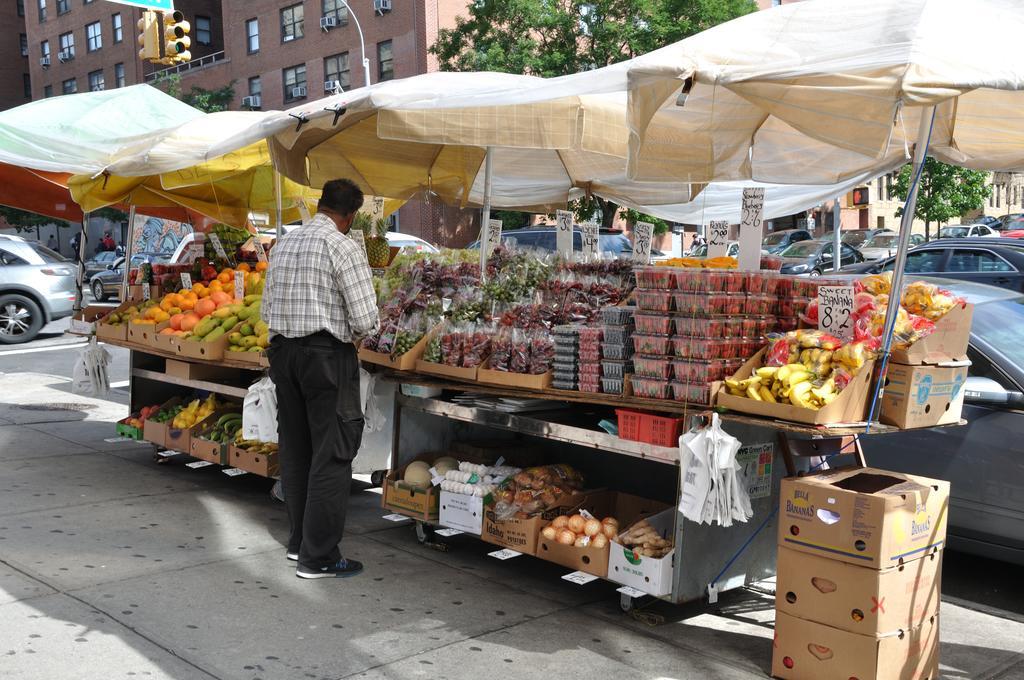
[0,377,1022,680]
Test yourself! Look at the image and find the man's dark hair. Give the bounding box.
[318,179,364,217]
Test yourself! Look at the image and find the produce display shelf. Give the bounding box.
[396,392,680,465]
[101,338,268,372]
[131,368,251,400]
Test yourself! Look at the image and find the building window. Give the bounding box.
[772,0,782,5]
[377,40,394,82]
[40,40,50,60]
[280,4,304,42]
[38,0,45,22]
[20,34,28,57]
[324,52,350,91]
[43,84,52,98]
[17,0,24,18]
[23,74,31,99]
[248,76,261,98]
[114,62,125,88]
[112,13,122,43]
[56,0,68,14]
[283,63,307,102]
[58,31,74,59]
[195,15,212,46]
[86,21,101,52]
[245,18,259,53]
[322,0,349,25]
[88,69,104,91]
[62,78,76,95]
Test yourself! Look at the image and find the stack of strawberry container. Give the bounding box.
[630,267,783,404]
[577,326,604,393]
[599,306,635,395]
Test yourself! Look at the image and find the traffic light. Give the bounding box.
[163,10,191,63]
[848,186,870,207]
[137,10,160,62]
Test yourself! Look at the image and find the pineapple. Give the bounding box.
[366,217,391,268]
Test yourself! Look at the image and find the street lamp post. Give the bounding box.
[339,0,372,87]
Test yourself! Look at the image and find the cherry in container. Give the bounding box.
[578,361,602,376]
[633,355,674,380]
[634,289,674,312]
[578,346,602,362]
[635,313,674,335]
[632,334,673,357]
[630,377,672,400]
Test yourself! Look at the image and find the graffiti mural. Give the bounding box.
[132,215,192,255]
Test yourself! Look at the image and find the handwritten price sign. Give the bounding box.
[708,220,730,258]
[234,270,245,301]
[209,233,228,260]
[483,218,503,259]
[739,188,766,271]
[556,210,574,260]
[180,273,192,290]
[582,222,600,260]
[817,285,855,341]
[632,221,654,264]
[253,240,268,263]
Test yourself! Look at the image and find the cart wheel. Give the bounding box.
[414,521,434,544]
[370,469,387,487]
[619,592,637,613]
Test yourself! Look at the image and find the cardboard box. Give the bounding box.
[439,491,485,535]
[177,325,236,361]
[481,493,587,557]
[416,358,484,383]
[151,331,183,354]
[771,611,939,680]
[128,284,161,300]
[890,302,972,365]
[607,507,676,597]
[142,396,183,448]
[477,367,553,391]
[165,359,238,382]
[880,362,968,429]
[127,320,169,346]
[382,460,441,521]
[94,300,138,344]
[190,428,227,465]
[536,491,670,579]
[228,444,279,477]
[779,467,949,569]
[359,330,432,371]
[69,305,112,336]
[717,349,875,425]
[775,546,942,636]
[224,348,269,368]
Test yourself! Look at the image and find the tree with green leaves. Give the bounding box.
[893,159,992,240]
[154,73,237,113]
[432,0,757,230]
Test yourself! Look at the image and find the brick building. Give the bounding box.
[0,0,30,110]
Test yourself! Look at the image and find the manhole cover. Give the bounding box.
[16,403,98,412]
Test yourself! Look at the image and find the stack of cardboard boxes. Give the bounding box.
[772,467,950,680]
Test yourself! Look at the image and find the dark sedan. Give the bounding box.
[82,250,120,279]
[777,239,863,276]
[761,228,812,254]
[89,253,170,301]
[840,238,1024,292]
[862,279,1024,566]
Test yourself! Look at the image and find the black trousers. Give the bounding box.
[267,332,364,569]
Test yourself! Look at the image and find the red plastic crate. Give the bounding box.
[615,408,686,447]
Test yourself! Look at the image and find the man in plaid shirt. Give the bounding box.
[262,179,379,579]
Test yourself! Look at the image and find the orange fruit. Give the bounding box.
[210,291,232,306]
[208,280,224,292]
[180,313,200,331]
[217,268,234,284]
[255,261,268,273]
[169,313,184,330]
[153,310,170,323]
[159,297,174,312]
[195,298,217,317]
[160,327,177,335]
[236,262,251,273]
[179,296,196,311]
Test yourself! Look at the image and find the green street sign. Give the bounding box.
[104,0,175,11]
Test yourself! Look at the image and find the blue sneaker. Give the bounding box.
[296,558,363,579]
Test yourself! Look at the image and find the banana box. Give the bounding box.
[880,362,968,429]
[779,467,949,570]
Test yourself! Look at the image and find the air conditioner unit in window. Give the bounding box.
[241,95,262,109]
[291,86,307,99]
[320,15,337,30]
[39,56,50,67]
[374,0,391,15]
[324,80,342,93]
[91,85,104,92]
[57,49,73,63]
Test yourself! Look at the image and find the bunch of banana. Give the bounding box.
[204,413,243,444]
[233,430,279,456]
[725,363,841,410]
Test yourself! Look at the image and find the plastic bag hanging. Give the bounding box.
[678,413,753,527]
[71,337,111,397]
[242,376,278,443]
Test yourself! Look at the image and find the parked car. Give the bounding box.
[690,241,739,258]
[81,249,120,278]
[832,228,895,250]
[999,217,1024,239]
[89,253,171,302]
[0,240,76,344]
[761,229,813,254]
[385,233,439,254]
[777,239,864,276]
[998,212,1024,230]
[858,232,926,261]
[974,215,1005,230]
[861,278,1024,566]
[938,223,1001,239]
[468,226,665,259]
[841,239,1024,292]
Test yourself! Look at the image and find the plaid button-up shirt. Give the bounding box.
[261,213,380,343]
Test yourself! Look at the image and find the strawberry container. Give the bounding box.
[672,358,732,383]
[634,266,677,290]
[744,271,782,295]
[578,346,602,362]
[778,296,813,318]
[671,381,713,405]
[672,292,744,317]
[777,316,800,332]
[601,342,634,360]
[578,362,602,376]
[737,338,764,358]
[634,289,674,312]
[673,315,743,338]
[602,325,633,345]
[672,336,741,360]
[635,313,674,335]
[601,377,625,395]
[601,306,636,326]
[631,334,672,357]
[578,375,601,393]
[740,316,773,338]
[630,377,673,400]
[743,294,774,316]
[601,359,633,379]
[633,355,675,380]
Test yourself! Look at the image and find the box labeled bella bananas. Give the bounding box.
[717,348,875,426]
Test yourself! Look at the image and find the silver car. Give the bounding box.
[0,240,77,344]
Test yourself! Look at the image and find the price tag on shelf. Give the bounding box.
[616,585,647,599]
[434,528,464,538]
[708,220,730,258]
[488,548,522,560]
[253,239,268,263]
[817,285,855,341]
[180,273,192,290]
[382,513,411,522]
[485,219,503,257]
[223,468,248,477]
[209,232,228,260]
[738,188,766,271]
[234,270,245,301]
[556,209,574,261]
[141,282,151,301]
[156,450,181,458]
[186,461,213,469]
[562,571,599,585]
[582,222,600,260]
[632,221,654,264]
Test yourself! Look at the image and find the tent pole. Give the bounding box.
[479,146,494,282]
[74,213,90,313]
[121,206,137,302]
[274,170,284,240]
[832,196,842,272]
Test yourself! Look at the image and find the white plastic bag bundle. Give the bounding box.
[360,368,386,433]
[71,338,111,397]
[242,376,278,443]
[678,413,753,527]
